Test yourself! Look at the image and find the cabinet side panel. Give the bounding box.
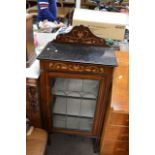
[39,62,52,131]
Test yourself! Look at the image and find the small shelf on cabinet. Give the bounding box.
[53,96,96,118]
[53,91,98,100]
[53,94,97,101]
[53,114,93,131]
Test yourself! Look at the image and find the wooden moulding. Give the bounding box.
[26,14,36,68]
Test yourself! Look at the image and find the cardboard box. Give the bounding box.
[72,9,129,40]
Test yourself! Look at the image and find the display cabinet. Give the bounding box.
[37,25,117,152]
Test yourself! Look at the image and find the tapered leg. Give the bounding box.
[93,138,100,153]
[47,133,51,145]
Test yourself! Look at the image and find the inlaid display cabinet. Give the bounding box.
[37,25,117,152]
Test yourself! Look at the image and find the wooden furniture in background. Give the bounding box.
[26,78,42,128]
[37,25,117,152]
[26,0,37,9]
[61,0,96,9]
[26,14,36,68]
[57,0,74,20]
[100,51,129,155]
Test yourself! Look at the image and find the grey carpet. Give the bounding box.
[47,134,99,155]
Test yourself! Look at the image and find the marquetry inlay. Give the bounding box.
[48,62,105,74]
[52,25,109,47]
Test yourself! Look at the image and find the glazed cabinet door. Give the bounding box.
[40,71,109,137]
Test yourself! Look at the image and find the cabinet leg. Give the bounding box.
[47,134,51,145]
[93,138,100,153]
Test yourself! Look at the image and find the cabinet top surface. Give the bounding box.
[37,42,117,66]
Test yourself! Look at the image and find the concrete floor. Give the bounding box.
[47,133,99,155]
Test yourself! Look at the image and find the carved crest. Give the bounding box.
[52,25,109,47]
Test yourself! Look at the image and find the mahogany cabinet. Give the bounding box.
[37,25,117,152]
[100,51,129,155]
